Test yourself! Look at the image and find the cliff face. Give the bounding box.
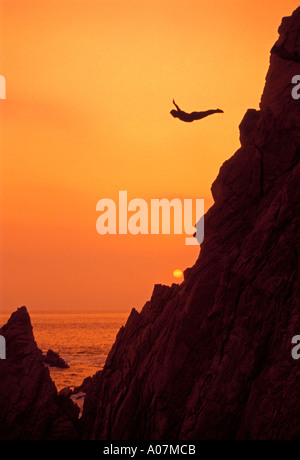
[0,307,79,440]
[82,8,300,440]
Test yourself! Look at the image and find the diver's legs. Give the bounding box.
[192,109,223,120]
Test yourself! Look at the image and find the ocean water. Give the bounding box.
[0,312,128,391]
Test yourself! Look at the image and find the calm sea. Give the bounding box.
[0,312,128,391]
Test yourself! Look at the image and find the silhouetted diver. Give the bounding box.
[170,100,224,123]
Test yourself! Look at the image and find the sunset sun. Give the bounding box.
[173,269,183,279]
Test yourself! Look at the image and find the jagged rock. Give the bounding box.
[73,376,93,394]
[0,307,79,440]
[81,7,300,440]
[43,349,69,369]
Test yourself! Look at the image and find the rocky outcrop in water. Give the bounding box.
[81,8,300,440]
[43,349,70,369]
[0,307,79,440]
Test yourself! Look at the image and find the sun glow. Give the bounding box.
[173,269,183,279]
[1,0,298,312]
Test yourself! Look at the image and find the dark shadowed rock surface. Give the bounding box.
[73,376,93,394]
[0,307,79,440]
[43,349,70,369]
[81,8,300,440]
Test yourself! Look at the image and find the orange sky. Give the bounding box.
[0,0,299,313]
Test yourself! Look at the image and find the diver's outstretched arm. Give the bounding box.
[173,99,181,111]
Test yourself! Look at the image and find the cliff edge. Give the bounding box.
[81,8,300,440]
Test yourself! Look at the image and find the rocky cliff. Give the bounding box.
[81,8,300,440]
[0,307,79,440]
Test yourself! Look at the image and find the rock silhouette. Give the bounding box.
[81,8,300,440]
[43,349,70,369]
[0,307,79,440]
